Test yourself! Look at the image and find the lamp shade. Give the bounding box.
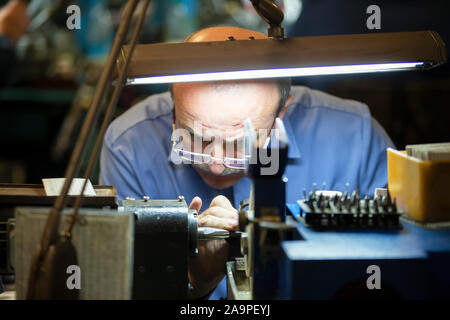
[119,31,446,85]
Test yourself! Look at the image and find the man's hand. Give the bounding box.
[195,195,239,231]
[188,195,239,299]
[0,0,29,44]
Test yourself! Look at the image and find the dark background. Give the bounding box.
[0,0,449,184]
[287,0,450,149]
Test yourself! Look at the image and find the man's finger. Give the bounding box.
[209,195,235,210]
[189,196,202,213]
[198,214,238,231]
[201,206,238,221]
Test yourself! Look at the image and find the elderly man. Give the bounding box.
[100,26,394,299]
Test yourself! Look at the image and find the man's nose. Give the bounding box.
[208,147,226,175]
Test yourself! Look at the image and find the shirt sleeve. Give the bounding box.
[99,136,143,201]
[358,115,396,195]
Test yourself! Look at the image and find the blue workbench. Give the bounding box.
[280,203,450,299]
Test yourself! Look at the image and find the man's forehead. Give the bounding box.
[173,81,279,117]
[177,106,246,127]
[172,79,279,94]
[179,118,246,141]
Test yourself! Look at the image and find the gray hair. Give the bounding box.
[276,77,292,114]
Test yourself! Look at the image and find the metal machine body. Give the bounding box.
[0,184,118,292]
[118,197,197,299]
[2,189,232,299]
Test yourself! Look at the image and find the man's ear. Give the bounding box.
[278,94,294,120]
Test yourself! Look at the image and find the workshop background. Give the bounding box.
[0,0,449,185]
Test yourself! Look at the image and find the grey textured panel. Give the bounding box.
[14,207,133,300]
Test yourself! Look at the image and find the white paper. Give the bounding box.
[42,178,96,196]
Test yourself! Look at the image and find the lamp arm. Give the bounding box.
[66,0,152,236]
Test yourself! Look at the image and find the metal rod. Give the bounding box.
[198,227,230,240]
[66,0,152,235]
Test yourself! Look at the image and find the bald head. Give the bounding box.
[184,26,267,42]
[172,26,291,115]
[171,27,292,189]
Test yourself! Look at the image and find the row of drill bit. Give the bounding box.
[301,190,398,214]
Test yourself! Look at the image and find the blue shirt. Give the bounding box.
[100,85,395,300]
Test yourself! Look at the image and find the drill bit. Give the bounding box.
[197,227,241,240]
[197,227,229,240]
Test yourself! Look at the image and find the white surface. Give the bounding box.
[42,178,96,196]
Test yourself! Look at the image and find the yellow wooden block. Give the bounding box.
[387,148,450,222]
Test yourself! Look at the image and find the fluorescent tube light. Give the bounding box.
[127,62,425,85]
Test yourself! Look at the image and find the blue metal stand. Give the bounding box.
[280,203,450,299]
